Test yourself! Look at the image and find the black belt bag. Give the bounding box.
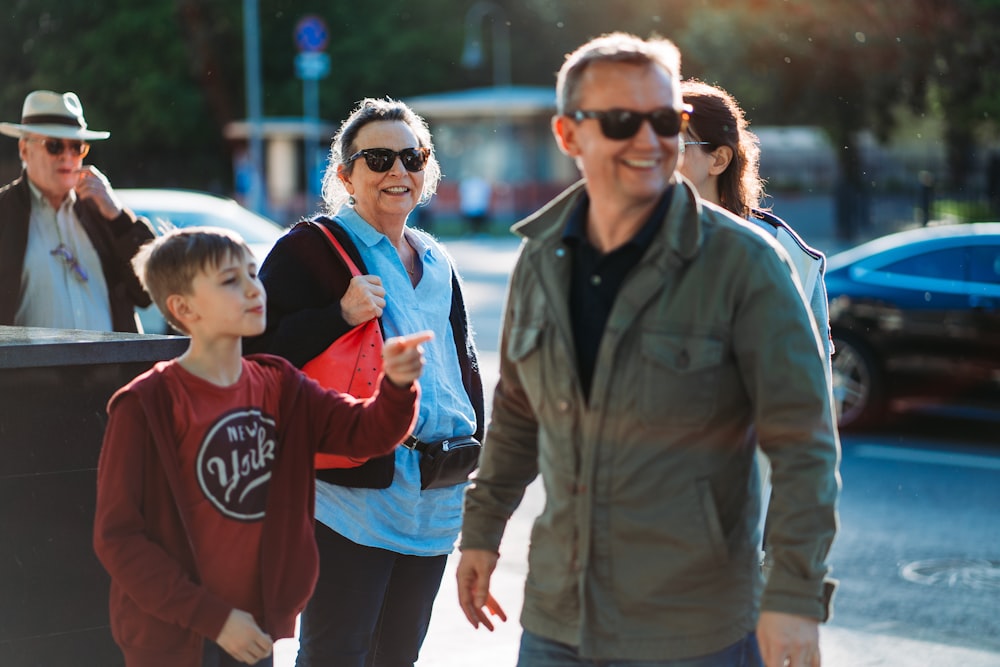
[403,435,482,490]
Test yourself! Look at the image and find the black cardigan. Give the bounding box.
[244,216,484,488]
[0,172,154,331]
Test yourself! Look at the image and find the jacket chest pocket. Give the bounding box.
[639,332,724,430]
[507,324,547,411]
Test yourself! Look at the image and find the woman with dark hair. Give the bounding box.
[678,79,832,362]
[246,97,484,667]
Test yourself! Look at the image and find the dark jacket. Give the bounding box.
[92,354,419,666]
[0,172,154,332]
[244,217,484,488]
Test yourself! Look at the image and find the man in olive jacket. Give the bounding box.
[456,33,840,667]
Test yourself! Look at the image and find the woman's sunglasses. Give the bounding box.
[346,147,430,173]
[28,137,91,158]
[570,105,693,141]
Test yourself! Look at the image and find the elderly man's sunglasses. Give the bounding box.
[571,105,693,140]
[28,137,91,158]
[346,147,430,173]
[51,243,89,282]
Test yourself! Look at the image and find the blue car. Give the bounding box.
[826,222,1000,429]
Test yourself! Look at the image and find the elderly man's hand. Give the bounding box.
[75,165,123,220]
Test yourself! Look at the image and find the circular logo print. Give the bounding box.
[197,409,277,521]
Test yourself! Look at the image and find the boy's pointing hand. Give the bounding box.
[382,330,434,388]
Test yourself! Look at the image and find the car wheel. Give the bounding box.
[831,331,885,430]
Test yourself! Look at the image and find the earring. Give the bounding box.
[348,195,356,206]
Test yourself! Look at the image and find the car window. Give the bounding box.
[881,247,968,281]
[969,245,1000,284]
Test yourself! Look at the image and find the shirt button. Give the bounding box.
[557,399,571,412]
[590,274,602,286]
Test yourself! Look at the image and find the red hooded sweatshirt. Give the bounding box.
[93,354,418,666]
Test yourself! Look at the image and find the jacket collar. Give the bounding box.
[511,177,705,267]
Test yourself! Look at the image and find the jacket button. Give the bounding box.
[557,399,571,412]
[676,349,690,369]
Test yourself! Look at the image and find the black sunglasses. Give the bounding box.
[346,147,430,173]
[571,105,693,140]
[51,243,89,282]
[29,137,91,157]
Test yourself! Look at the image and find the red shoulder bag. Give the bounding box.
[302,221,384,469]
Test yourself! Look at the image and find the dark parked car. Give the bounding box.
[117,189,285,334]
[826,222,1000,429]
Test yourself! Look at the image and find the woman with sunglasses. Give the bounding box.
[245,97,484,667]
[0,90,154,332]
[677,80,834,604]
[678,79,832,364]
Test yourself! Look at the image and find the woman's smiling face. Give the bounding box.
[339,120,425,228]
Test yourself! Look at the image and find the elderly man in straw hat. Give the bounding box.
[0,90,154,332]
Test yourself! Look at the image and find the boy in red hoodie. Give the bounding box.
[93,226,431,666]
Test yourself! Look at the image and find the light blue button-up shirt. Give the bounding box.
[314,206,476,556]
[15,181,113,330]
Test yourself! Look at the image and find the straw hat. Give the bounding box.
[0,90,110,140]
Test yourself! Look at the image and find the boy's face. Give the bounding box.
[181,249,266,338]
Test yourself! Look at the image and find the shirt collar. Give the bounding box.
[26,177,77,212]
[334,204,434,261]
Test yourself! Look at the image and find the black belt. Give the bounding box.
[402,435,428,452]
[402,435,478,453]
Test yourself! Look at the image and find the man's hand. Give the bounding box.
[382,331,433,387]
[756,611,820,667]
[456,548,507,631]
[216,609,273,664]
[341,275,386,325]
[74,166,123,220]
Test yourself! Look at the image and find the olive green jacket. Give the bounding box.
[461,180,840,661]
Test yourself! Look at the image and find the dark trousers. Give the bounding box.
[203,640,274,667]
[516,630,763,667]
[295,523,449,667]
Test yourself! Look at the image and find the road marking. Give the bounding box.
[852,444,1000,471]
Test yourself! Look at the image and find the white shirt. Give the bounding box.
[15,180,113,331]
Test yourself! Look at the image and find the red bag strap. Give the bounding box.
[309,220,362,277]
[309,219,384,338]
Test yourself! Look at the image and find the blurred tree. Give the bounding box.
[674,0,999,239]
[0,0,234,188]
[1,0,995,218]
[914,0,1000,192]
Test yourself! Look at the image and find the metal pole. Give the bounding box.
[303,78,320,209]
[463,1,510,87]
[492,8,510,88]
[243,0,265,215]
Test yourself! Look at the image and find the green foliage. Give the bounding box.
[934,198,995,223]
[1,0,997,197]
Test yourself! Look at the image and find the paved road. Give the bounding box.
[276,232,1000,667]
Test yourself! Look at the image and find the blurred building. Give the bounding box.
[223,117,336,225]
[405,86,577,221]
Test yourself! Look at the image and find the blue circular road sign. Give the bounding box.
[295,15,329,53]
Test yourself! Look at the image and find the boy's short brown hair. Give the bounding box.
[131,226,254,333]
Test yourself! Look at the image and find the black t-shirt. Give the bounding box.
[563,188,672,399]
